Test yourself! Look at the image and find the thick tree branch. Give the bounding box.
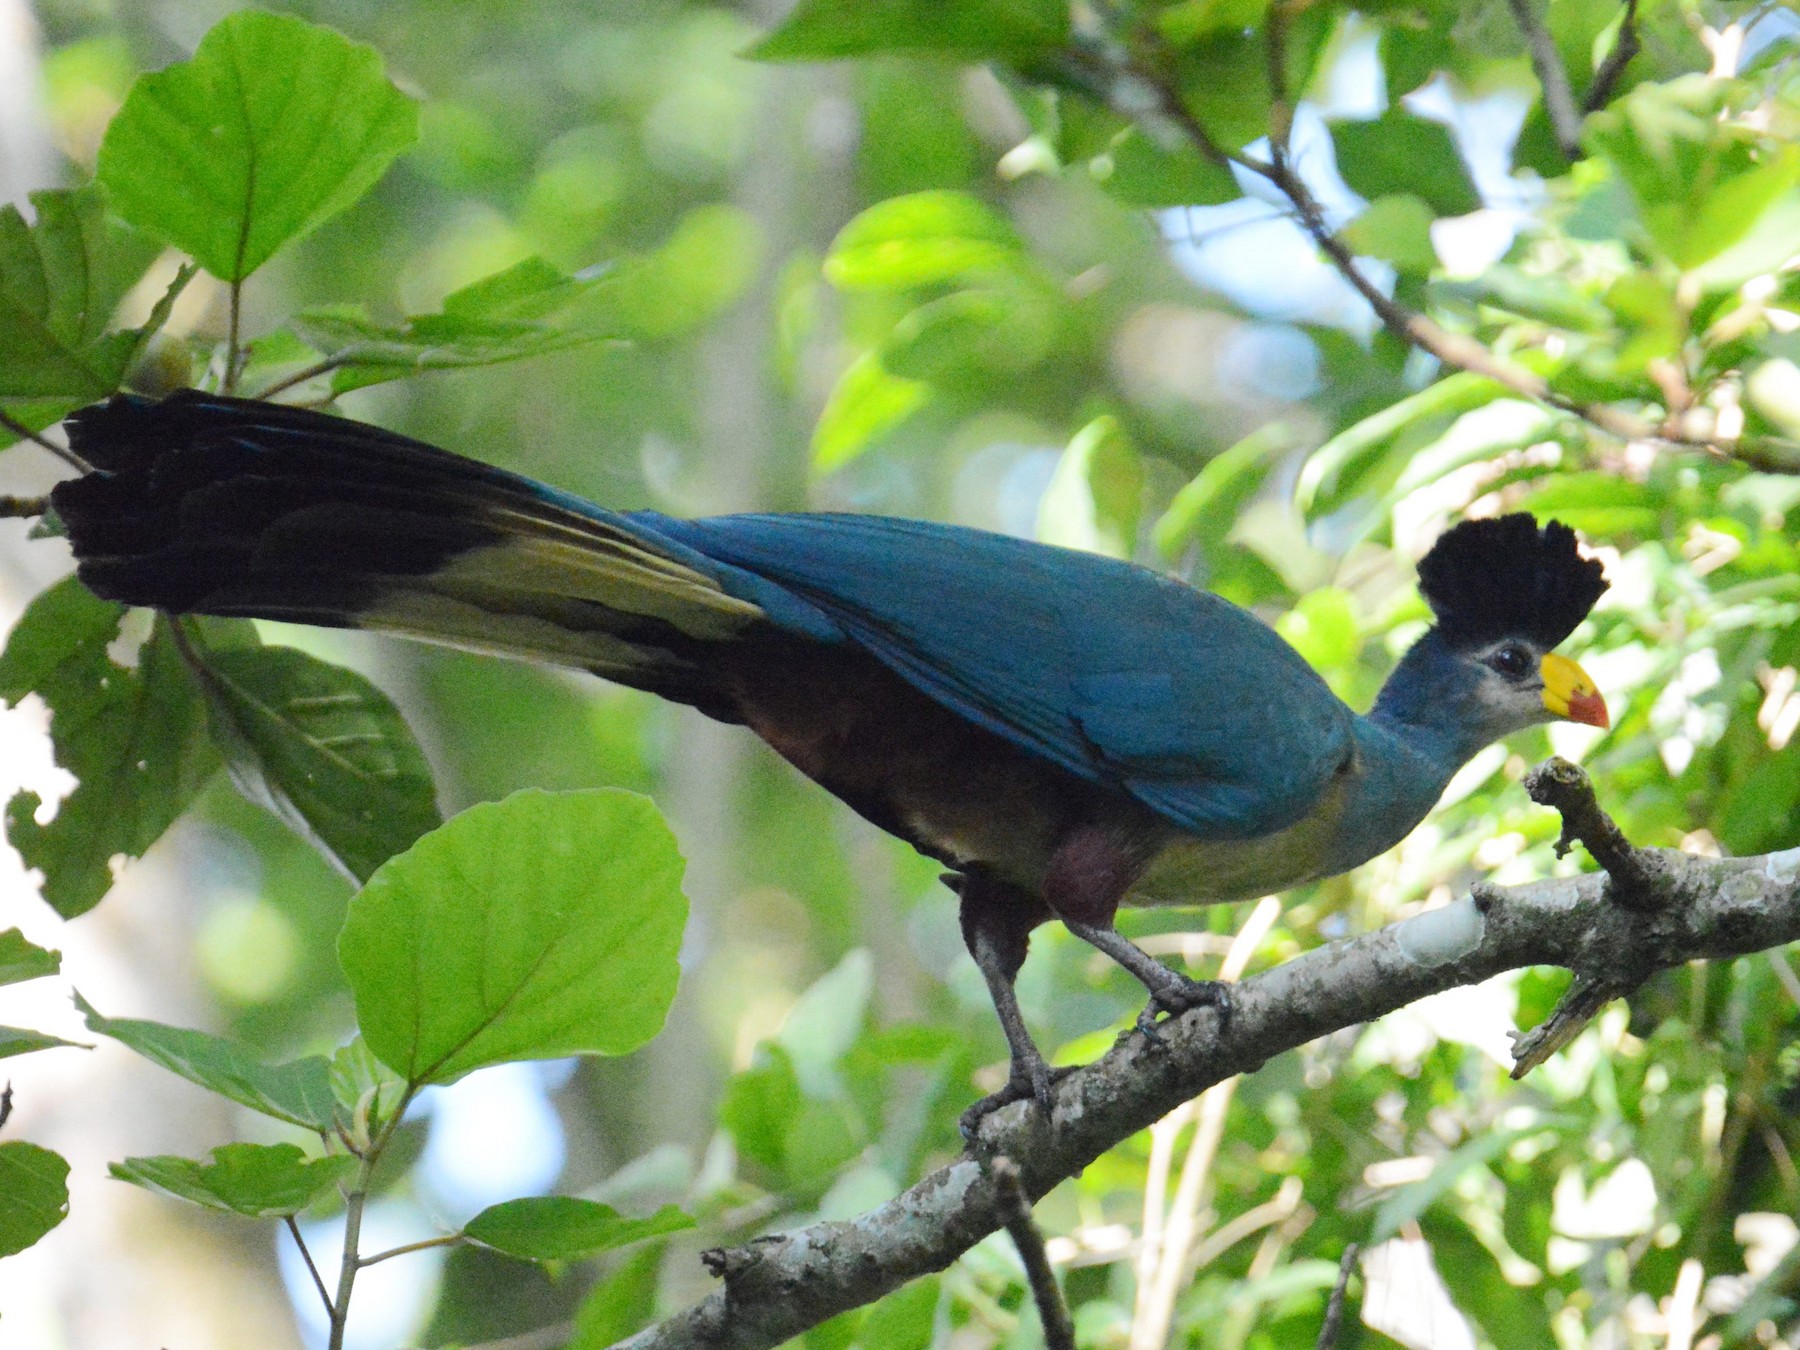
[618,832,1800,1349]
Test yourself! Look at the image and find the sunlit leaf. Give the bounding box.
[1342,195,1439,275]
[751,0,1067,61]
[812,352,930,472]
[826,191,1026,291]
[97,10,418,280]
[0,582,218,918]
[339,789,687,1086]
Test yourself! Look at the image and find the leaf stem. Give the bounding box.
[285,1214,334,1316]
[252,354,352,402]
[224,277,245,395]
[358,1233,463,1268]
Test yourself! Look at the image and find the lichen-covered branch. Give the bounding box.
[618,831,1800,1350]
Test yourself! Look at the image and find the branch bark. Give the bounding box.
[617,835,1800,1349]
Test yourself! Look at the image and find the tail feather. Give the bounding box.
[54,392,765,691]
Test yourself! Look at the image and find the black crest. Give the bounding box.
[1417,514,1608,651]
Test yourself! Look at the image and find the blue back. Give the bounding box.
[631,511,1353,841]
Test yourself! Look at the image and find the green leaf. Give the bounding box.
[464,1198,693,1262]
[858,1276,942,1349]
[825,191,1026,291]
[110,1143,356,1218]
[880,288,1056,382]
[812,352,930,472]
[720,1043,805,1174]
[1371,1123,1565,1241]
[338,789,687,1086]
[96,10,418,281]
[0,185,166,405]
[1152,422,1287,560]
[0,1026,88,1060]
[1341,194,1440,275]
[1276,587,1360,672]
[1296,372,1500,514]
[1095,127,1239,207]
[1333,110,1481,218]
[750,0,1068,61]
[0,1142,69,1256]
[0,582,219,918]
[329,1034,407,1137]
[1036,414,1142,558]
[187,638,440,883]
[295,257,623,396]
[0,929,60,986]
[76,991,338,1130]
[568,1243,665,1347]
[1585,76,1800,270]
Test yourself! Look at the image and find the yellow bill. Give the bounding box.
[1541,652,1607,728]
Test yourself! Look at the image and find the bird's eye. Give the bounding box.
[1489,644,1532,678]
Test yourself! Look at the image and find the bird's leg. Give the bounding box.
[1045,825,1232,1043]
[951,871,1070,1135]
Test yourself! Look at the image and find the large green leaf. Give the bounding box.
[77,992,338,1131]
[0,929,60,986]
[338,789,687,1086]
[0,581,218,918]
[0,1142,69,1256]
[294,257,624,395]
[0,186,169,405]
[1097,127,1239,208]
[187,638,440,883]
[464,1197,693,1261]
[111,1143,356,1218]
[1333,109,1482,218]
[750,0,1068,60]
[96,10,418,281]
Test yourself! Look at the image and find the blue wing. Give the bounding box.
[631,512,1354,840]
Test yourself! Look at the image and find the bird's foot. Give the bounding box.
[959,1060,1078,1140]
[1134,973,1232,1046]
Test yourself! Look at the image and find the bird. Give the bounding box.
[51,389,1610,1130]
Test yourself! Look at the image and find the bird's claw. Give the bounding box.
[959,1061,1077,1140]
[1135,975,1232,1047]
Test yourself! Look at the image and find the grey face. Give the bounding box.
[1460,637,1555,739]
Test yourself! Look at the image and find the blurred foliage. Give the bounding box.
[0,0,1798,1347]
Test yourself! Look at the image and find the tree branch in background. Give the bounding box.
[992,1155,1075,1350]
[619,797,1800,1350]
[0,409,88,474]
[1506,0,1586,160]
[1584,0,1642,113]
[0,496,48,519]
[1082,13,1800,475]
[1314,1243,1360,1350]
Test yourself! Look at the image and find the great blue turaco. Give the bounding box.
[51,390,1610,1130]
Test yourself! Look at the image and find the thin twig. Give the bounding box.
[0,1081,12,1131]
[0,409,89,473]
[1507,0,1586,160]
[252,354,352,402]
[0,496,48,519]
[1584,0,1641,113]
[1094,33,1799,473]
[285,1215,334,1316]
[1264,0,1294,165]
[992,1156,1075,1350]
[1314,1243,1359,1350]
[357,1233,463,1268]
